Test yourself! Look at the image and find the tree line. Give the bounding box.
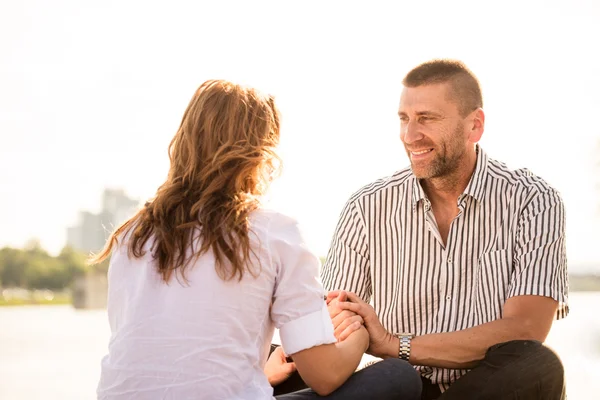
[0,241,105,290]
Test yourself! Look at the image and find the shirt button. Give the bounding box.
[447,258,452,264]
[446,295,451,300]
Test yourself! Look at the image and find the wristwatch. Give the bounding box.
[395,333,413,361]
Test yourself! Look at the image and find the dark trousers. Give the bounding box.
[274,340,565,400]
[271,345,422,400]
[421,340,566,400]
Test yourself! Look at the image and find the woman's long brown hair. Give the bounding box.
[89,80,281,282]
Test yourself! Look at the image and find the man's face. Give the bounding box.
[398,83,471,180]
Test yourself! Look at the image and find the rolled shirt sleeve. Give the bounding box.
[509,188,569,319]
[268,214,336,355]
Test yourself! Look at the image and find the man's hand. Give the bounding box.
[264,346,296,386]
[326,291,364,341]
[334,290,396,358]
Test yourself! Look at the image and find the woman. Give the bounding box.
[91,80,421,399]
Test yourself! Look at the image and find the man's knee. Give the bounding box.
[488,339,561,361]
[442,340,565,399]
[486,340,564,382]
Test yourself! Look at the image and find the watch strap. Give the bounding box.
[396,333,413,361]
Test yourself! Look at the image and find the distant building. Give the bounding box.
[67,189,139,254]
[101,188,140,228]
[66,211,103,254]
[72,269,108,309]
[68,188,139,309]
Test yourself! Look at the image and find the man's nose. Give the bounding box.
[402,121,423,144]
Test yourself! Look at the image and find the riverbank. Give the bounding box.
[0,297,71,306]
[569,274,600,291]
[0,289,71,306]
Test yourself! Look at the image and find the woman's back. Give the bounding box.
[97,209,332,400]
[92,80,403,400]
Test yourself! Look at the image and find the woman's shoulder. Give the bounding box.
[251,209,314,251]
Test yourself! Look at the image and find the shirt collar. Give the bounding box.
[411,174,428,207]
[463,145,488,203]
[411,144,489,207]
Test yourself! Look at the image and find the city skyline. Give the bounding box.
[66,188,139,254]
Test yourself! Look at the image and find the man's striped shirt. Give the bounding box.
[321,146,569,390]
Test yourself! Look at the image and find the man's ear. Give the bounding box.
[468,108,485,143]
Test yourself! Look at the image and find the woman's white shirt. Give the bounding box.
[97,209,336,400]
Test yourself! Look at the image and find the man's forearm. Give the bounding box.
[376,317,544,369]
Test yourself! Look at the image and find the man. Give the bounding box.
[322,59,568,400]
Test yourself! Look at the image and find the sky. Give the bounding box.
[1,0,599,270]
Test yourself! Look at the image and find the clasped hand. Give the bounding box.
[326,290,395,358]
[265,290,393,386]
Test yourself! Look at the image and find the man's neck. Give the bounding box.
[421,152,477,207]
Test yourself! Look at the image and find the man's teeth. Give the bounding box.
[412,149,432,155]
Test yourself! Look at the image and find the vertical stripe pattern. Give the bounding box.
[321,147,569,390]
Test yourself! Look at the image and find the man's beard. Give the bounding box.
[410,124,466,180]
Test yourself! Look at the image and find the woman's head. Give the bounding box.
[90,80,282,282]
[170,80,281,199]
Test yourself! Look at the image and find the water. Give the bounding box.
[1,293,599,400]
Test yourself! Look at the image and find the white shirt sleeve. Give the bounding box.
[267,214,337,356]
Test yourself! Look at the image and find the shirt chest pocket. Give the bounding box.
[473,249,513,321]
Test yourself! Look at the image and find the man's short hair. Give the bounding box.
[402,59,483,116]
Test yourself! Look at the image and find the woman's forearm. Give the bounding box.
[292,326,369,396]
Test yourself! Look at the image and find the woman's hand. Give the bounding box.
[264,346,297,386]
[333,290,396,358]
[326,291,364,341]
